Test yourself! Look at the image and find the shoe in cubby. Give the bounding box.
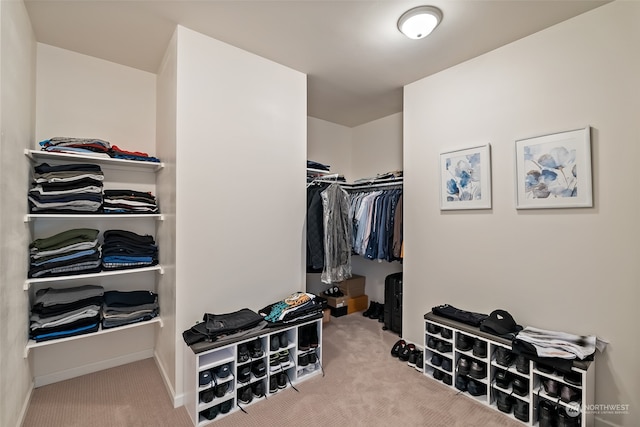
[472,339,487,358]
[427,323,441,334]
[270,335,280,352]
[252,380,266,398]
[435,341,452,353]
[468,360,486,379]
[250,338,264,358]
[494,369,512,389]
[442,373,452,385]
[278,332,289,349]
[269,375,278,393]
[494,346,514,367]
[495,390,514,413]
[467,379,486,396]
[440,328,452,339]
[214,363,231,380]
[560,384,580,403]
[298,328,310,351]
[455,375,468,392]
[237,365,251,383]
[238,343,250,363]
[214,381,230,398]
[456,334,473,352]
[237,385,253,404]
[430,353,442,367]
[276,372,287,389]
[251,360,266,378]
[201,405,219,420]
[515,354,530,374]
[219,399,232,414]
[441,357,452,372]
[456,356,471,376]
[278,350,290,364]
[199,370,212,387]
[514,399,529,422]
[200,388,214,404]
[512,377,529,396]
[538,399,557,427]
[269,353,280,372]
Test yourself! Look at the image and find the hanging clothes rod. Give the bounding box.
[343,178,403,190]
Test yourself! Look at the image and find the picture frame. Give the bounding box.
[515,126,592,209]
[439,144,492,210]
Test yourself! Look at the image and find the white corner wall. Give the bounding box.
[0,1,35,426]
[173,26,306,398]
[307,117,352,181]
[403,2,639,426]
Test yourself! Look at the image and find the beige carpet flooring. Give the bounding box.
[23,312,523,427]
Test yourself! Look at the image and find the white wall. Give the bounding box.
[173,26,307,397]
[0,1,35,426]
[31,44,159,385]
[307,117,352,181]
[403,2,639,426]
[351,112,403,180]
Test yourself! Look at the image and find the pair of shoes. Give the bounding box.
[323,286,343,297]
[270,333,289,351]
[426,323,441,334]
[398,343,415,361]
[298,324,319,350]
[365,302,384,320]
[391,339,406,357]
[270,350,290,371]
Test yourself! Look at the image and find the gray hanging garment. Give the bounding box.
[320,183,352,283]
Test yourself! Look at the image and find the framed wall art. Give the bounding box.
[439,144,491,210]
[515,126,592,209]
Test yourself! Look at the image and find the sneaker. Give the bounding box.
[494,346,513,367]
[512,377,529,396]
[250,338,264,358]
[514,399,529,422]
[251,360,266,378]
[560,385,580,403]
[441,357,452,372]
[200,388,214,403]
[415,351,424,372]
[308,352,317,365]
[430,354,442,366]
[199,370,212,387]
[214,382,229,398]
[407,349,418,367]
[270,335,280,352]
[455,375,468,391]
[279,332,289,349]
[467,379,486,396]
[427,323,441,334]
[252,381,265,398]
[298,353,309,367]
[269,376,278,393]
[468,360,486,379]
[494,370,512,389]
[543,378,560,397]
[515,354,529,374]
[557,409,580,427]
[269,353,280,371]
[237,386,252,404]
[277,372,287,389]
[237,344,250,363]
[278,350,290,364]
[435,341,452,353]
[538,399,556,427]
[219,399,232,414]
[391,339,406,357]
[426,337,437,349]
[440,328,452,339]
[496,390,513,413]
[433,369,444,381]
[237,366,251,383]
[564,371,582,386]
[214,364,231,380]
[456,356,471,376]
[455,334,473,351]
[442,373,452,385]
[399,343,415,361]
[472,339,487,358]
[201,405,219,420]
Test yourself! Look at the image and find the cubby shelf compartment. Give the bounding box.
[424,311,595,426]
[24,317,163,357]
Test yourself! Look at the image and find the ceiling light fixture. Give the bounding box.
[397,6,442,40]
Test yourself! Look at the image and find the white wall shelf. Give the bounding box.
[25,149,164,171]
[24,265,164,290]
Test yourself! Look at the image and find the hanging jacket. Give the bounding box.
[320,183,352,283]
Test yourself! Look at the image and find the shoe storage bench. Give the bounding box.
[423,312,595,426]
[184,317,323,426]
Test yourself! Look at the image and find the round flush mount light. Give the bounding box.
[397,6,442,39]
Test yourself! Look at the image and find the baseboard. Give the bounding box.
[17,381,34,427]
[34,349,154,387]
[154,351,184,408]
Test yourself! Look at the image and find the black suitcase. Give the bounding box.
[384,272,403,336]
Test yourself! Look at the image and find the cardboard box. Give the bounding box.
[330,305,348,317]
[338,274,365,297]
[347,294,369,314]
[322,308,330,323]
[319,294,348,308]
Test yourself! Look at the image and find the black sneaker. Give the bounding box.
[199,370,212,387]
[279,332,289,349]
[214,364,231,380]
[538,399,556,427]
[433,369,444,381]
[564,370,582,386]
[440,328,452,339]
[219,399,232,414]
[543,378,560,397]
[442,373,452,385]
[455,375,468,391]
[363,301,377,317]
[407,350,418,367]
[557,408,580,427]
[496,390,513,413]
[200,388,214,404]
[278,350,289,364]
[298,353,309,367]
[426,337,437,349]
[427,323,441,334]
[237,344,250,363]
[494,346,513,367]
[237,386,253,404]
[560,385,580,403]
[270,334,280,352]
[512,377,529,396]
[214,382,229,398]
[237,365,251,383]
[430,354,443,366]
[441,357,452,372]
[201,405,219,420]
[455,334,473,351]
[494,369,512,389]
[308,352,317,365]
[515,354,529,374]
[472,339,487,358]
[399,343,415,361]
[414,351,424,372]
[456,356,471,376]
[250,338,264,358]
[251,360,266,378]
[514,399,529,422]
[435,341,452,353]
[269,376,278,393]
[468,360,486,379]
[277,372,287,389]
[391,339,406,357]
[252,381,265,398]
[467,379,486,396]
[269,353,280,372]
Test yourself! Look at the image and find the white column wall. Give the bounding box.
[403,2,639,426]
[174,26,306,397]
[0,1,35,426]
[307,117,352,181]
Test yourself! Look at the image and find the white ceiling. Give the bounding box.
[24,0,609,127]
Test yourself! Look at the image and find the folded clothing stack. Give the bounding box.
[30,284,104,342]
[38,137,112,158]
[103,189,159,214]
[102,290,158,329]
[101,229,158,271]
[28,163,104,213]
[108,145,161,163]
[28,228,102,278]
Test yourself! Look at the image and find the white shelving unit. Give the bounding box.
[423,312,595,426]
[24,150,164,356]
[184,318,323,426]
